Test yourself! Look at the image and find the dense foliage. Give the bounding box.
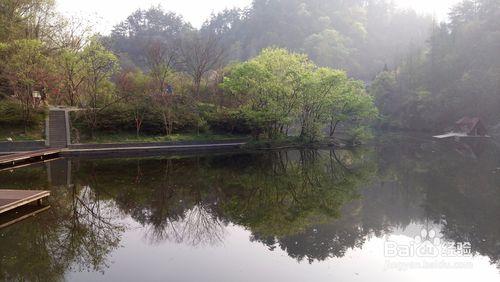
[2,0,498,139]
[371,0,500,131]
[222,48,377,141]
[0,1,383,142]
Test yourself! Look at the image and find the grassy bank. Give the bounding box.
[73,132,250,144]
[0,127,44,141]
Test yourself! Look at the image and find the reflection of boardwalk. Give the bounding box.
[0,190,50,215]
[0,204,50,229]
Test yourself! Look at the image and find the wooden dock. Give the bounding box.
[433,132,491,139]
[0,157,62,172]
[0,190,51,215]
[0,149,62,169]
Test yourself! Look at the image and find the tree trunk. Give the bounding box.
[135,116,142,138]
[329,120,340,137]
[163,112,169,135]
[194,76,202,98]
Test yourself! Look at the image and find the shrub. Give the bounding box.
[207,110,253,135]
[0,100,45,127]
[71,99,202,139]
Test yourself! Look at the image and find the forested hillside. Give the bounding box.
[371,0,500,131]
[1,0,499,139]
[108,0,432,81]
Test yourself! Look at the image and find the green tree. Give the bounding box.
[222,48,313,138]
[299,68,345,141]
[80,38,120,136]
[0,39,51,131]
[0,0,58,42]
[222,48,377,141]
[56,49,86,106]
[328,80,378,140]
[116,69,152,137]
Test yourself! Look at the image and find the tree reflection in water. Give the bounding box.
[0,163,124,281]
[72,148,377,261]
[2,135,500,277]
[146,204,227,246]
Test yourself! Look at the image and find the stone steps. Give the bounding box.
[48,110,68,148]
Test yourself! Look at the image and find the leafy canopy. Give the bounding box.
[222,48,377,141]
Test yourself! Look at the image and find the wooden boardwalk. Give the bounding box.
[0,148,62,168]
[0,190,51,215]
[433,132,491,139]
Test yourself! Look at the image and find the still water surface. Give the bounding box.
[1,134,500,281]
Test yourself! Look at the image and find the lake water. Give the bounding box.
[1,134,500,281]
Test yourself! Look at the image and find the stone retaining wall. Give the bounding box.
[68,138,250,150]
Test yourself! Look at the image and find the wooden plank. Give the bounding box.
[433,133,491,139]
[433,133,468,139]
[0,190,51,215]
[0,149,61,166]
[0,157,62,172]
[0,148,60,160]
[0,205,51,229]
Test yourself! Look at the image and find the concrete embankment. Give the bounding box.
[0,139,250,157]
[63,139,250,157]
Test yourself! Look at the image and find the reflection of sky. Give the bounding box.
[5,139,500,281]
[66,218,500,282]
[390,222,442,239]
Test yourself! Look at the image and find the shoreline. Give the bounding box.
[0,136,360,157]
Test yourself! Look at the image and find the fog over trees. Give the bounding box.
[107,0,433,81]
[371,0,500,131]
[1,0,499,138]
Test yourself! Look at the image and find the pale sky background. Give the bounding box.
[56,0,462,34]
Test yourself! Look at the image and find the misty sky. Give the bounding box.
[56,0,462,34]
